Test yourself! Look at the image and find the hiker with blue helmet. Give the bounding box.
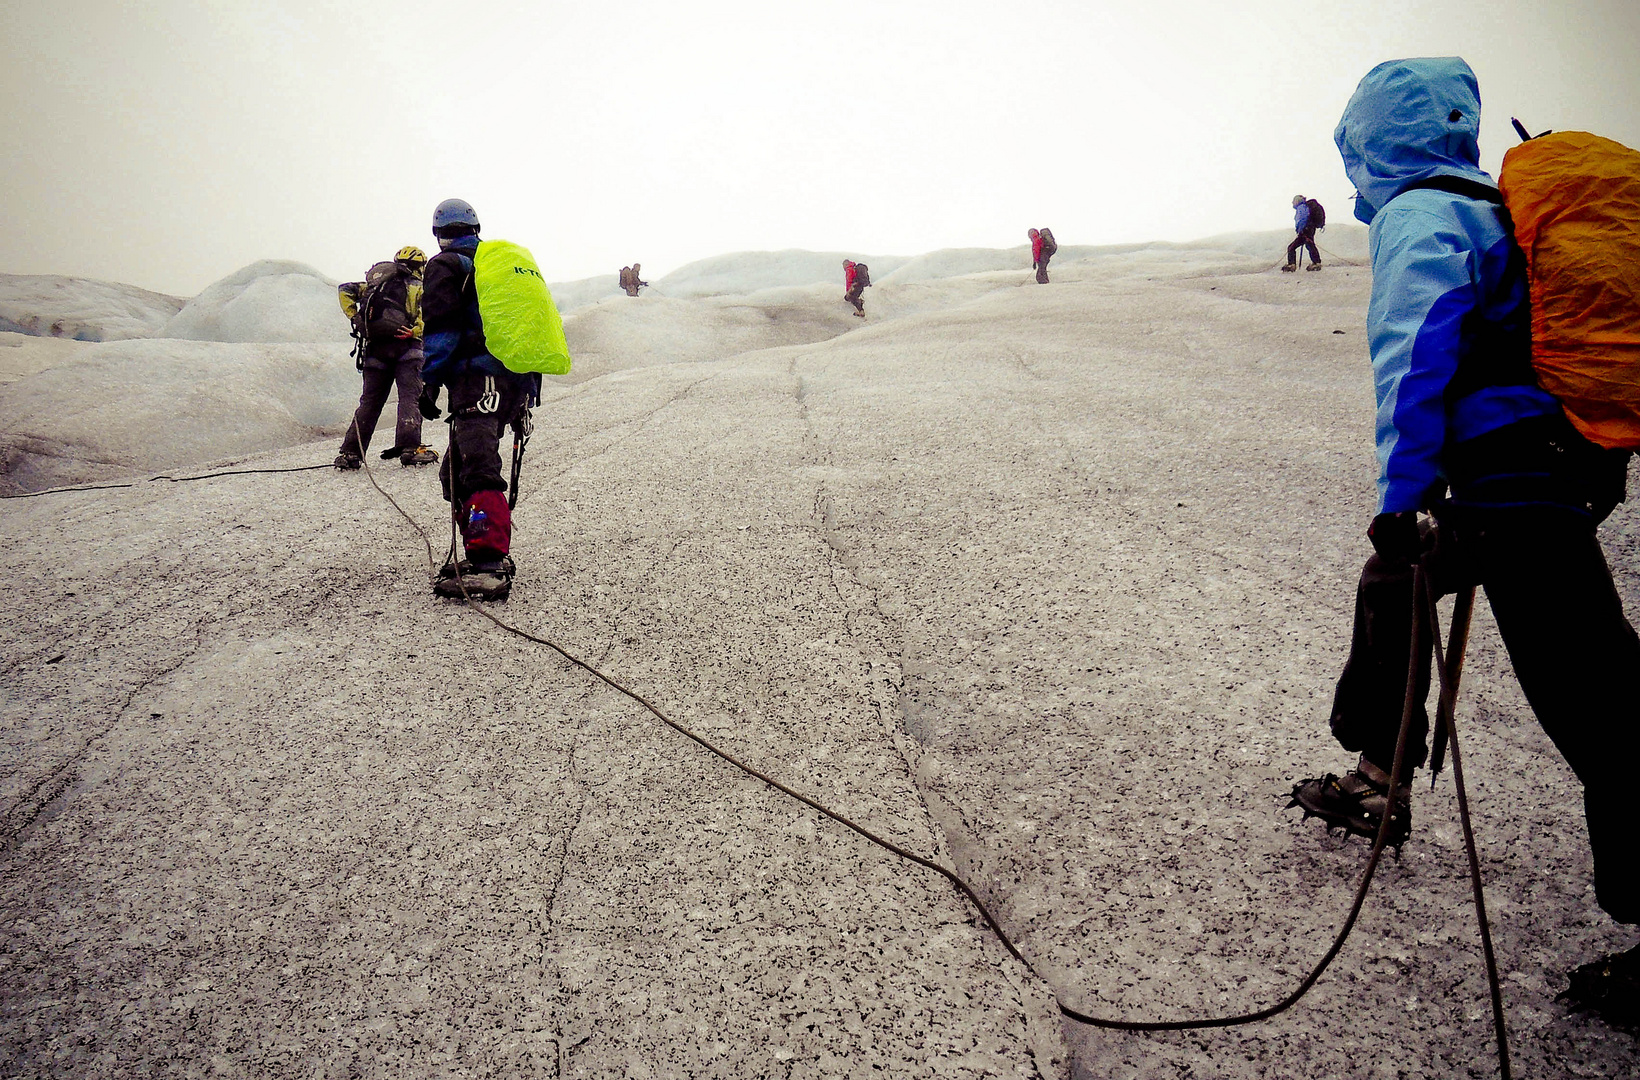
[1288,57,1640,1025]
[417,198,541,601]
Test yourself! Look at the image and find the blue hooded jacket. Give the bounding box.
[1334,57,1560,513]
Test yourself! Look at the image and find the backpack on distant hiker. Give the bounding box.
[472,240,572,376]
[341,260,416,369]
[1304,199,1326,230]
[1039,228,1058,258]
[1405,127,1640,450]
[853,263,872,288]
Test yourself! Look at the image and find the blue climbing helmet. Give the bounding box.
[432,198,480,234]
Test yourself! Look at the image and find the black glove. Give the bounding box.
[417,385,442,420]
[1367,511,1422,565]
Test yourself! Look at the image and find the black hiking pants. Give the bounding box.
[437,370,529,508]
[1330,504,1640,922]
[1287,229,1320,266]
[844,284,865,314]
[1035,252,1052,284]
[340,355,425,458]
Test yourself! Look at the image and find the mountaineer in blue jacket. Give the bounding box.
[1289,57,1639,1022]
[416,198,541,602]
[1283,195,1321,270]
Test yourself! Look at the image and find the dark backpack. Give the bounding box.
[346,261,414,368]
[1304,199,1326,230]
[853,263,871,288]
[1039,228,1058,257]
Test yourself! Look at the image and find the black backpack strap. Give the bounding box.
[1398,174,1503,205]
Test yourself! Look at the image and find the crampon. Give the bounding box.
[434,555,514,602]
[1287,760,1411,854]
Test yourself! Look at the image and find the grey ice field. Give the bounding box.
[3,234,1638,1078]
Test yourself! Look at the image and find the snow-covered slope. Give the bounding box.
[0,339,353,493]
[160,260,349,343]
[0,230,1371,492]
[651,249,912,299]
[547,272,623,314]
[0,273,185,341]
[4,230,1633,1080]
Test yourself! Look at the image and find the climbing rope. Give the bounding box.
[359,450,1512,1073]
[6,433,1513,1074]
[0,462,333,499]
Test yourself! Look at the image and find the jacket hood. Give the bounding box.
[1334,57,1493,224]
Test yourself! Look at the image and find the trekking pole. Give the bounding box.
[507,409,531,510]
[508,434,524,510]
[1425,584,1511,1079]
[1427,585,1476,787]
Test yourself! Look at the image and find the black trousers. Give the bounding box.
[340,356,424,458]
[844,284,865,313]
[438,370,529,507]
[1035,254,1051,284]
[1330,505,1640,922]
[1287,229,1320,265]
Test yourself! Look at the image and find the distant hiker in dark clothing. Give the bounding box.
[619,263,648,297]
[1289,58,1640,1024]
[1284,195,1323,271]
[416,198,541,601]
[335,245,438,469]
[843,259,870,317]
[1029,227,1058,283]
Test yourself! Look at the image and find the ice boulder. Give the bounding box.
[654,250,910,300]
[161,260,350,343]
[547,273,623,314]
[0,273,185,341]
[877,248,1029,285]
[0,338,357,493]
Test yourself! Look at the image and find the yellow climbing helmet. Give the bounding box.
[395,245,427,271]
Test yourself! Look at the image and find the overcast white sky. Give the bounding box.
[3,0,1637,297]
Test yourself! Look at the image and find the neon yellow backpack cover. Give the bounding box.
[472,240,572,375]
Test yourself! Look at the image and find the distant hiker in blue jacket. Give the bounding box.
[1283,195,1322,271]
[1288,57,1639,1025]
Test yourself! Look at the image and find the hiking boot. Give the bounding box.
[334,453,361,470]
[1559,943,1640,1028]
[1281,263,1297,272]
[1288,755,1411,851]
[1306,262,1323,271]
[434,555,514,602]
[401,445,439,466]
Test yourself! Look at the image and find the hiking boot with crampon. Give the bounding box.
[1559,943,1640,1028]
[334,453,361,470]
[1288,755,1411,852]
[1281,263,1298,272]
[434,555,515,602]
[1307,262,1323,271]
[401,445,438,466]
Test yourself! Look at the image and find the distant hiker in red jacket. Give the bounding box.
[1029,227,1058,283]
[843,259,871,317]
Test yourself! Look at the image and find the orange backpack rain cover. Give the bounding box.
[1500,131,1640,450]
